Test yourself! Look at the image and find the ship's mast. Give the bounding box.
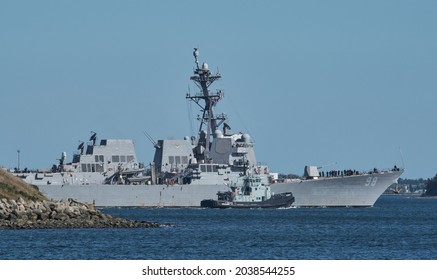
[186,48,226,158]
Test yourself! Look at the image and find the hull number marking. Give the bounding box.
[365,177,378,187]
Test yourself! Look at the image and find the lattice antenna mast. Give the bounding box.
[186,48,226,155]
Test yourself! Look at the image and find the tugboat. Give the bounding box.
[201,174,294,208]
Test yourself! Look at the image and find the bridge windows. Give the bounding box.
[168,156,189,165]
[81,163,104,172]
[111,155,135,163]
[95,155,104,162]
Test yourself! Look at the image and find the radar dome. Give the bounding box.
[202,63,209,70]
[242,133,251,143]
[214,129,224,138]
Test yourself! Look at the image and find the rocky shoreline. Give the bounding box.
[0,197,160,230]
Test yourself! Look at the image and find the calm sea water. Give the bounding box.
[1,195,436,260]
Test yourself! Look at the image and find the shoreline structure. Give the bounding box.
[0,197,160,229]
[0,168,159,229]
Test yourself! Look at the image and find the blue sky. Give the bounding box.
[1,0,436,179]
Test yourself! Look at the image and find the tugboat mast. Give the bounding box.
[187,48,227,158]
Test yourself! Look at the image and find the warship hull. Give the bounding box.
[35,170,402,207]
[270,170,403,207]
[18,50,404,208]
[37,183,230,207]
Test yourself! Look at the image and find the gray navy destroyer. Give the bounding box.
[201,174,295,209]
[17,49,404,207]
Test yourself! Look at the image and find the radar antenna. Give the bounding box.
[193,48,199,69]
[186,48,227,159]
[77,141,85,154]
[89,131,97,146]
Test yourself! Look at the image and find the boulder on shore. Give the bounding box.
[0,197,160,230]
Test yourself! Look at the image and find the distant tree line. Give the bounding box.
[398,178,426,186]
[398,174,437,196]
[424,173,437,196]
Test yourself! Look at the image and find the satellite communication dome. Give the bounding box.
[214,129,224,138]
[242,133,251,143]
[202,63,209,70]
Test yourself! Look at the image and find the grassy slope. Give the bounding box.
[0,168,47,201]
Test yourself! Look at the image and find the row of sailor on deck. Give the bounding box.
[320,169,360,178]
[319,165,400,178]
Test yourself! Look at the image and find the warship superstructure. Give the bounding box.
[17,49,403,207]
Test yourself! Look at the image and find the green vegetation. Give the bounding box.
[424,173,437,197]
[397,178,426,194]
[399,174,437,196]
[0,168,47,201]
[398,178,426,186]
